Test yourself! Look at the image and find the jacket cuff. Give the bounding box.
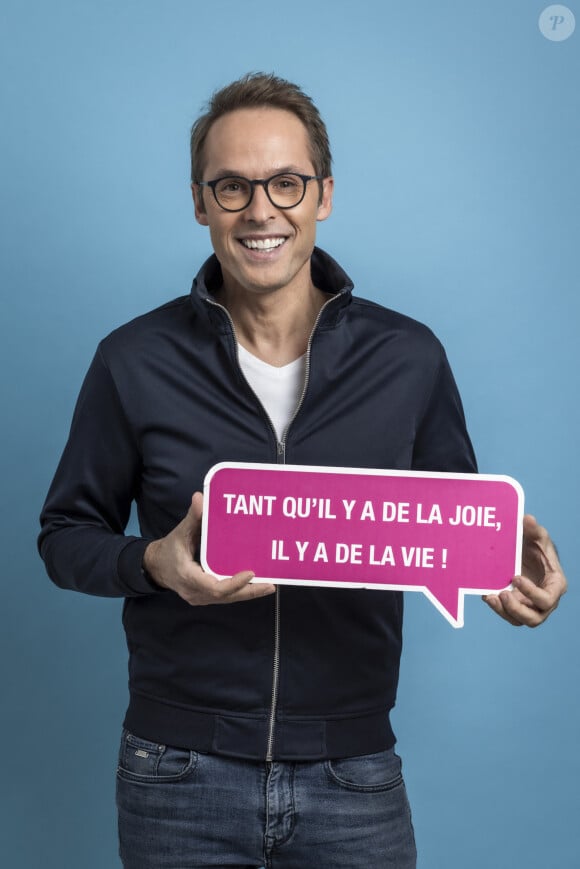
[117,538,163,595]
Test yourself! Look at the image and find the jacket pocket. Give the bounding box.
[326,748,403,792]
[117,730,197,783]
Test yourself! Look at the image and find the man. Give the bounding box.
[39,73,566,868]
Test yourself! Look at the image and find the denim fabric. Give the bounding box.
[117,730,417,869]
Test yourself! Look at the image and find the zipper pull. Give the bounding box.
[277,442,285,463]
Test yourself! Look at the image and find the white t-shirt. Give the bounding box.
[237,343,306,442]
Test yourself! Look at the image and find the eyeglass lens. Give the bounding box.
[214,174,306,210]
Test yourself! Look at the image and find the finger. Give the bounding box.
[482,594,523,627]
[522,515,561,570]
[213,569,259,595]
[522,515,555,551]
[522,514,552,545]
[224,580,277,603]
[190,566,275,603]
[191,491,204,522]
[522,513,539,538]
[216,571,276,600]
[190,491,205,548]
[184,564,253,594]
[177,493,204,544]
[512,575,563,611]
[497,588,550,627]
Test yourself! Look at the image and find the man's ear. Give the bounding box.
[316,176,334,223]
[192,184,209,226]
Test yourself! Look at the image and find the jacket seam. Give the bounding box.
[132,690,390,722]
[414,339,445,434]
[131,690,271,719]
[95,343,141,455]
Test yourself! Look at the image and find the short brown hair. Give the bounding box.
[190,72,332,182]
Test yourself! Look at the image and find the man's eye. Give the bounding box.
[216,178,247,196]
[270,176,301,196]
[272,176,299,190]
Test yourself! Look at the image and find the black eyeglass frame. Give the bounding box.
[195,172,324,212]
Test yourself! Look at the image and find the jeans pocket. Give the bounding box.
[326,748,403,792]
[116,730,197,783]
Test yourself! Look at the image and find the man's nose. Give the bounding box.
[243,182,276,222]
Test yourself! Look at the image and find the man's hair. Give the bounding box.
[190,72,332,182]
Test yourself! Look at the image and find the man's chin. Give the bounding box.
[222,263,293,297]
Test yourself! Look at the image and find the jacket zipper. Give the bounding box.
[205,292,341,761]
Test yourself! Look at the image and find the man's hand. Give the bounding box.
[143,492,276,606]
[483,515,567,627]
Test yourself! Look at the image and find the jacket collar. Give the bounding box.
[190,247,354,330]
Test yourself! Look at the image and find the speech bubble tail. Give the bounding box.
[424,584,465,629]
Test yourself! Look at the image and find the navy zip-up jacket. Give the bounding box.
[38,248,477,761]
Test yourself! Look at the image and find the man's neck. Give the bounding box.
[218,280,330,368]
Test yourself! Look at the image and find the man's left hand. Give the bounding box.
[483,515,567,627]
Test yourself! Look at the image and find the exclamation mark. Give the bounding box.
[441,548,447,569]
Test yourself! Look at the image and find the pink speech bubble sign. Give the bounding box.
[201,463,524,628]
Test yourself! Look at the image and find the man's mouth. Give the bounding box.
[239,237,287,251]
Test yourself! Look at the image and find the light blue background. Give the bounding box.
[1,1,578,866]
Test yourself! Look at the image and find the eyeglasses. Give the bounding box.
[196,172,323,212]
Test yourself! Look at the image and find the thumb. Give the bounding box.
[522,514,539,539]
[191,491,204,523]
[178,492,204,544]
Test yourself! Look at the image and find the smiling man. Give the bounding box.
[39,73,567,869]
[192,101,334,371]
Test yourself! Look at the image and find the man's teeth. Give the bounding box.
[241,238,285,250]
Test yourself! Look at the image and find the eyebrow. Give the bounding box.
[205,165,309,179]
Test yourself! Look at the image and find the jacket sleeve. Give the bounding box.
[411,343,478,474]
[38,345,161,597]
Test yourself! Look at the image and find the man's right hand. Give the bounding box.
[143,492,276,606]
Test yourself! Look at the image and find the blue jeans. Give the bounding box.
[116,730,417,868]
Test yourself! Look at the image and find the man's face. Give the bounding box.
[193,108,333,298]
